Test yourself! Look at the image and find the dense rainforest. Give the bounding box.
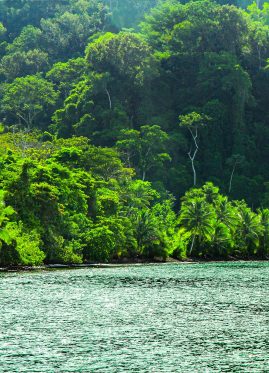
[1,0,269,266]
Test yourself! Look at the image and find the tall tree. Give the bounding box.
[116,125,171,181]
[179,197,215,255]
[179,112,208,186]
[1,75,58,129]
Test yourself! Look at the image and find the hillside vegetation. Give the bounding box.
[1,0,269,265]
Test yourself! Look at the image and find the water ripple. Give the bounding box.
[1,262,269,372]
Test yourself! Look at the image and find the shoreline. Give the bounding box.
[0,259,185,272]
[1,257,269,272]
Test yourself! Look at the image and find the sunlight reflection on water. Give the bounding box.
[1,262,269,372]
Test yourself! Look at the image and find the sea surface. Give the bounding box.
[1,262,269,372]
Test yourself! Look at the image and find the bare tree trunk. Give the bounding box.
[228,160,238,194]
[105,88,112,109]
[189,234,195,255]
[188,127,199,186]
[127,152,131,168]
[16,112,29,128]
[28,112,33,130]
[142,170,146,181]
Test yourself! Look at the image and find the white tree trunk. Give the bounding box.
[189,234,195,255]
[105,88,112,109]
[229,160,238,194]
[188,127,199,186]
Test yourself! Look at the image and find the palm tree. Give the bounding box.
[257,208,269,258]
[202,182,220,204]
[179,198,215,256]
[209,222,233,258]
[134,210,160,257]
[215,196,237,230]
[235,203,262,257]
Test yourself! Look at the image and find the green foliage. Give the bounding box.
[83,226,116,262]
[0,190,45,266]
[179,197,215,256]
[46,58,87,100]
[86,32,158,86]
[1,75,58,129]
[103,0,158,29]
[1,49,49,81]
[234,201,262,257]
[1,0,269,265]
[116,125,171,180]
[0,133,180,265]
[6,223,45,266]
[0,22,6,38]
[178,182,269,259]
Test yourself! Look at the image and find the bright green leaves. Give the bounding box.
[86,32,158,86]
[179,197,215,255]
[1,75,58,130]
[142,0,248,56]
[7,224,45,266]
[0,189,45,266]
[0,132,179,265]
[1,0,269,267]
[179,183,229,258]
[52,72,112,140]
[83,225,116,263]
[46,58,87,100]
[179,112,207,128]
[0,22,6,38]
[234,201,262,256]
[0,190,14,246]
[178,181,269,259]
[116,125,171,181]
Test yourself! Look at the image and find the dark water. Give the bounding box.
[1,262,269,372]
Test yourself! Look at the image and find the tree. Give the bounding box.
[179,197,215,256]
[116,125,171,181]
[0,189,45,266]
[46,58,87,100]
[2,222,45,266]
[51,72,125,142]
[86,31,158,86]
[133,209,160,257]
[215,196,237,230]
[0,190,14,245]
[234,202,262,257]
[257,208,269,258]
[40,6,107,61]
[120,179,160,216]
[5,25,42,53]
[209,221,233,258]
[179,112,208,186]
[1,75,58,129]
[0,0,69,39]
[85,32,159,128]
[1,49,49,80]
[226,154,245,193]
[83,226,116,262]
[141,0,249,56]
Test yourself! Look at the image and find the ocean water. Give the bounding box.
[1,262,269,372]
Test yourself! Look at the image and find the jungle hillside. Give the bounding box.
[1,0,269,266]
